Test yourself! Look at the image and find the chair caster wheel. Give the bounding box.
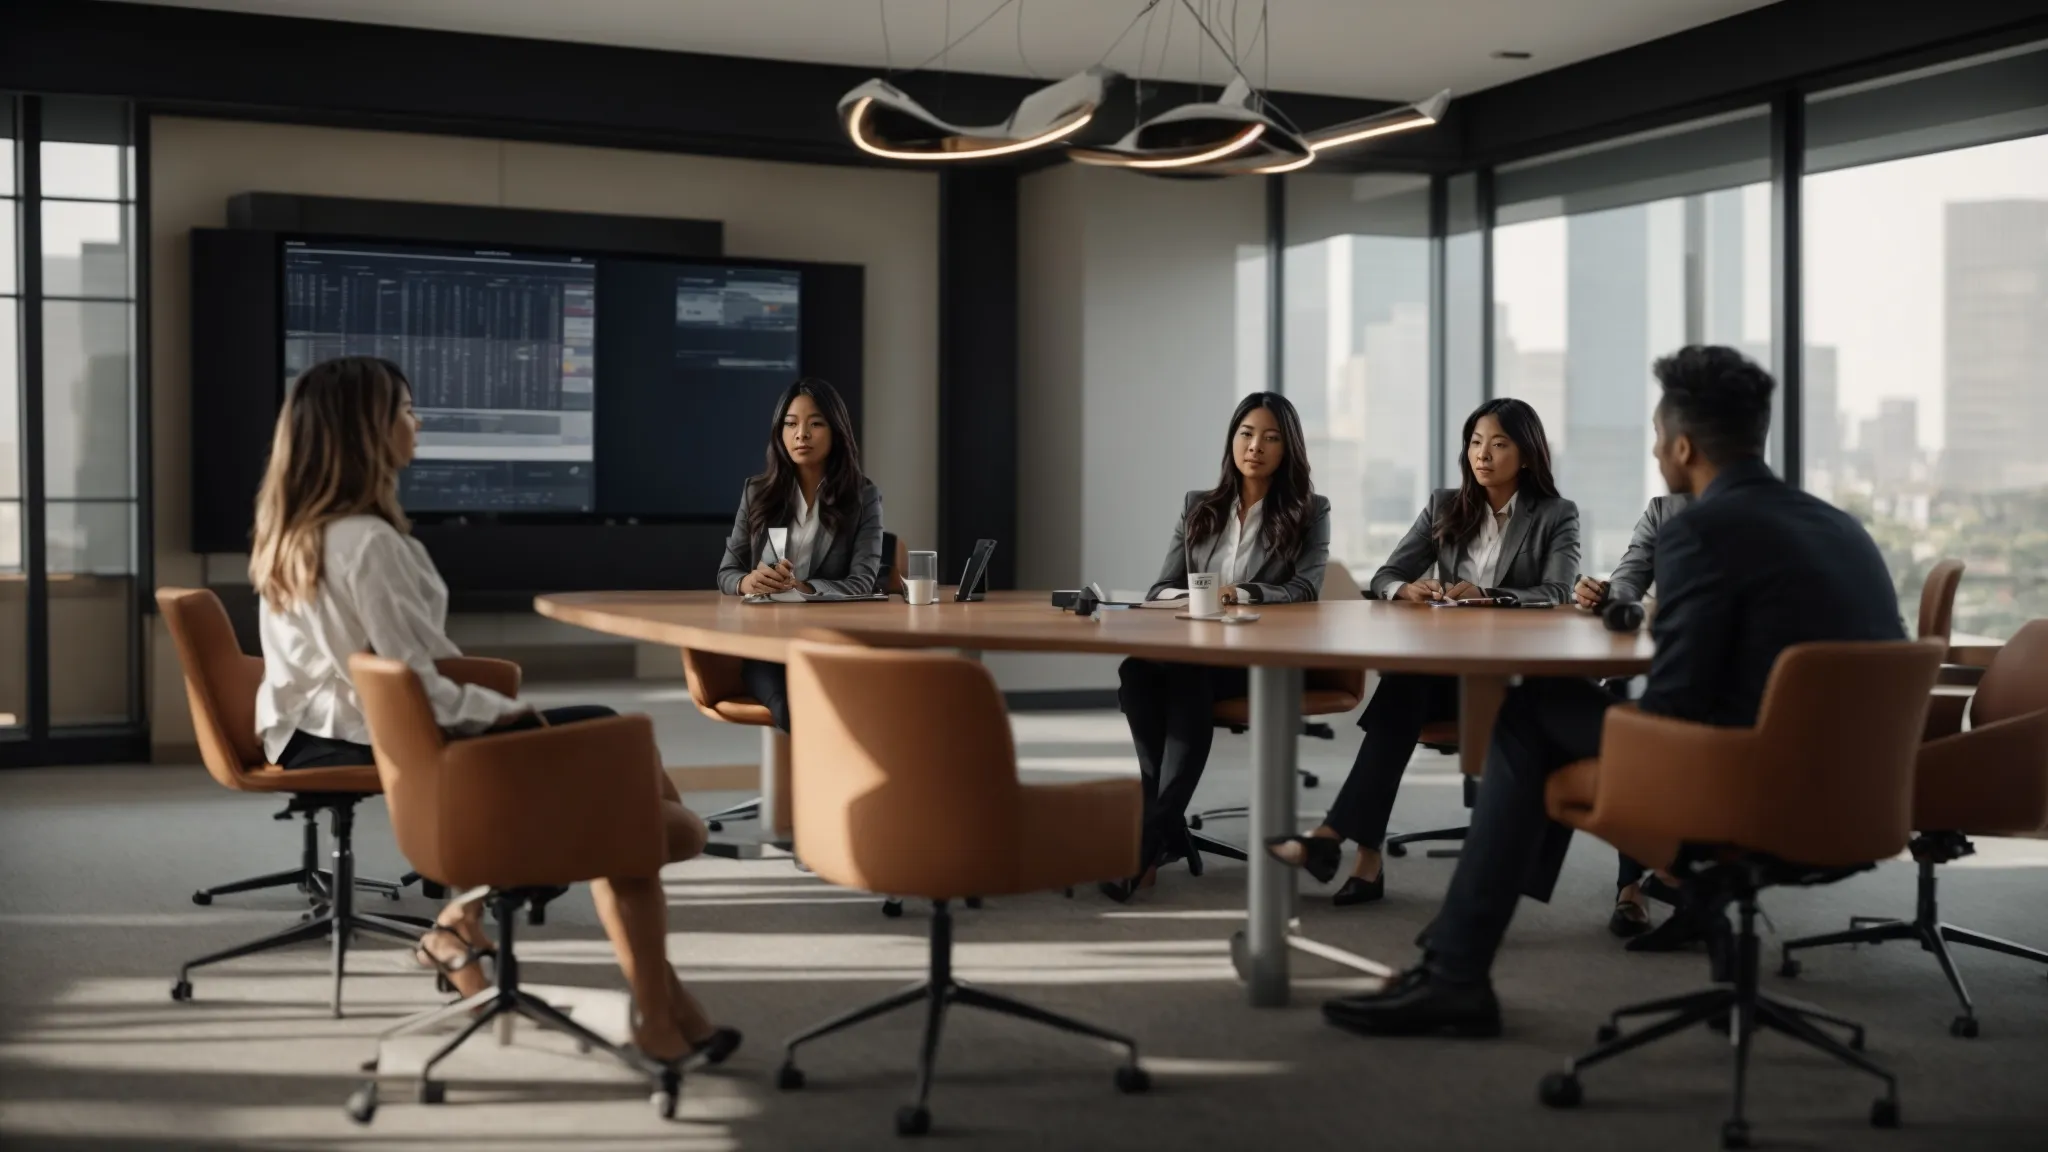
[170,979,193,1003]
[1185,852,1205,878]
[1950,1016,1978,1039]
[1538,1072,1582,1109]
[1188,814,1205,830]
[1115,1064,1150,1094]
[1386,842,1408,858]
[707,819,724,832]
[345,1083,377,1125]
[1870,1097,1900,1128]
[421,880,446,899]
[895,1105,931,1136]
[1302,773,1320,788]
[966,897,983,909]
[528,906,546,926]
[882,899,904,918]
[1778,957,1801,978]
[577,1039,592,1054]
[651,1087,679,1120]
[1721,1119,1751,1149]
[191,891,213,906]
[419,1080,445,1105]
[777,1063,805,1091]
[1594,1023,1618,1044]
[359,1057,380,1073]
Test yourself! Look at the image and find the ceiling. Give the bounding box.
[132,0,1783,101]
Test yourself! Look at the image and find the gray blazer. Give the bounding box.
[1369,489,1581,606]
[1608,493,1694,602]
[716,478,885,598]
[1145,492,1331,605]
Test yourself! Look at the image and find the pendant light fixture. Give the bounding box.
[1067,77,1309,173]
[839,67,1111,162]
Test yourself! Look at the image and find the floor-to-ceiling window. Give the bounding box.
[1284,173,1432,578]
[1,95,145,765]
[1803,42,2048,640]
[1489,109,1774,574]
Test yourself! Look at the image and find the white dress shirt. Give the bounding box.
[1214,499,1265,587]
[255,515,525,762]
[786,485,822,581]
[1377,493,1518,598]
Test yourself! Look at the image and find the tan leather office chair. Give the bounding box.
[774,641,1149,1136]
[158,587,513,1015]
[1918,558,1965,641]
[1537,640,1942,1147]
[342,653,682,1122]
[1780,619,2048,1037]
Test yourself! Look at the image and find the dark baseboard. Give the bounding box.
[1004,689,1118,713]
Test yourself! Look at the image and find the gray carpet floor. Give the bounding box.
[3,682,2047,1151]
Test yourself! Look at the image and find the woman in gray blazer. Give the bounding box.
[1268,398,1579,906]
[1106,392,1331,902]
[716,377,885,730]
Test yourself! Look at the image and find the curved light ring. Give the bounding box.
[845,96,1096,162]
[1307,114,1435,153]
[1069,123,1265,170]
[1307,90,1452,154]
[1242,151,1316,174]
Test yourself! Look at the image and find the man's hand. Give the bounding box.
[1394,580,1445,603]
[1574,576,1608,611]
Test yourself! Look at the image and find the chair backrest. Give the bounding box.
[155,587,266,785]
[1322,563,1364,601]
[1917,559,1966,641]
[348,654,454,879]
[786,641,1021,897]
[1744,639,1945,865]
[1970,619,2048,729]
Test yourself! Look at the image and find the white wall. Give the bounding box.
[1005,164,1268,692]
[147,116,939,752]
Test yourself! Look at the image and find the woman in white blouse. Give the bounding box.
[1266,398,1579,909]
[715,377,885,730]
[1106,392,1331,902]
[252,356,737,1068]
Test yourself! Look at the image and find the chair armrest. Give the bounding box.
[435,656,522,698]
[1586,706,1765,848]
[1016,778,1142,890]
[1915,710,2048,835]
[436,714,669,887]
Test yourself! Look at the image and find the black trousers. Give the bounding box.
[278,705,620,768]
[740,659,793,733]
[1118,658,1248,869]
[1427,677,1616,984]
[1321,673,1460,847]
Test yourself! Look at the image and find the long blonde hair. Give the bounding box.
[250,356,412,608]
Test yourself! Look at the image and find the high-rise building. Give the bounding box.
[1563,205,1652,572]
[1861,397,1919,491]
[1943,199,2048,493]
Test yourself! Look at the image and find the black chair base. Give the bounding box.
[1542,876,1898,1149]
[1384,823,1467,859]
[776,899,1148,1135]
[1779,839,2048,1037]
[190,799,441,906]
[347,889,681,1124]
[175,795,433,1018]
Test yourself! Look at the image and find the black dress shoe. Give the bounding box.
[1263,835,1341,884]
[1332,873,1384,906]
[1608,897,1652,939]
[1626,908,1709,952]
[687,1026,743,1070]
[1322,969,1502,1038]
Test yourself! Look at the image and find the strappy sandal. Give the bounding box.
[413,923,496,994]
[1263,834,1342,885]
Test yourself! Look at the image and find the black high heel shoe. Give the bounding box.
[687,1026,743,1070]
[1263,835,1342,885]
[1332,872,1384,906]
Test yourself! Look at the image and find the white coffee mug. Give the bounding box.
[1187,572,1222,618]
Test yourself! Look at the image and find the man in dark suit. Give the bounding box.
[1322,345,1906,1038]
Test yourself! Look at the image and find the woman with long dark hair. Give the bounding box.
[1104,392,1330,902]
[716,377,884,730]
[1266,398,1579,906]
[252,356,738,1068]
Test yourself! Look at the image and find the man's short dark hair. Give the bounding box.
[1653,345,1775,464]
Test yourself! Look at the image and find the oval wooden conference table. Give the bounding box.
[537,589,1656,1006]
